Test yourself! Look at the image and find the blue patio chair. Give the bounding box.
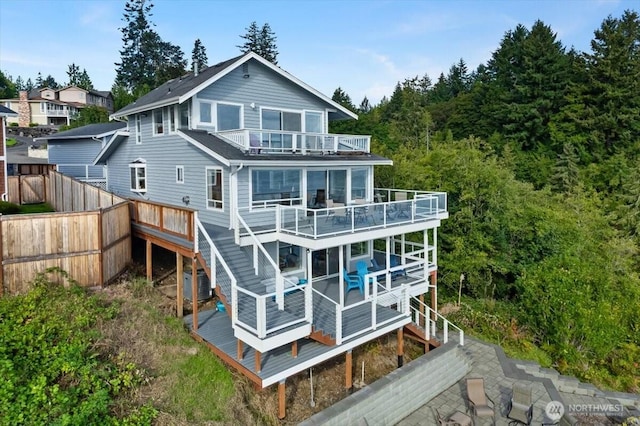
[356,260,376,285]
[370,258,384,271]
[390,255,407,279]
[343,269,363,294]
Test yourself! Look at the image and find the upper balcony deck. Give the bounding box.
[218,129,371,154]
[237,189,448,249]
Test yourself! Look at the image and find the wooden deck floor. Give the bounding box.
[184,303,410,388]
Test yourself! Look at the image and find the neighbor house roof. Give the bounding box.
[35,122,127,142]
[0,105,17,116]
[111,52,357,121]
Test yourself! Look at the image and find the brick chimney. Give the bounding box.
[18,90,30,127]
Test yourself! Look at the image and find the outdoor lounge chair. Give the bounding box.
[390,255,406,279]
[356,260,376,285]
[343,269,363,294]
[466,377,495,424]
[332,203,348,225]
[395,191,411,218]
[507,383,533,425]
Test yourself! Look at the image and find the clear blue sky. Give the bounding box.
[0,0,635,105]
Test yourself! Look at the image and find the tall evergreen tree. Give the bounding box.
[42,75,59,89]
[115,0,185,96]
[67,63,80,86]
[238,21,278,64]
[0,71,16,98]
[77,70,94,90]
[24,78,33,92]
[14,76,24,91]
[552,143,580,193]
[35,72,43,88]
[359,96,371,113]
[331,87,355,111]
[191,38,208,72]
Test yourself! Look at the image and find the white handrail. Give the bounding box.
[409,296,464,346]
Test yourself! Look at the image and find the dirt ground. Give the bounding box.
[122,242,426,424]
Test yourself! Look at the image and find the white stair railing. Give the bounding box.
[409,296,464,346]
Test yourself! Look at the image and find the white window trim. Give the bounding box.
[249,167,302,210]
[205,166,224,211]
[302,109,326,133]
[259,105,303,130]
[168,105,177,134]
[195,98,215,130]
[215,101,244,131]
[135,114,142,144]
[179,102,191,130]
[176,165,184,184]
[152,108,165,136]
[129,161,147,193]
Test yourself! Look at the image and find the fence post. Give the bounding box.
[98,209,104,287]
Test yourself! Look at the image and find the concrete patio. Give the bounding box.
[397,337,640,426]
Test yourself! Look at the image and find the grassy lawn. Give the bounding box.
[5,138,17,147]
[18,203,55,214]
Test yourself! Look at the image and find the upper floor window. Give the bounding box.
[168,106,177,133]
[129,161,147,192]
[135,115,142,144]
[217,103,241,131]
[153,108,164,135]
[199,101,212,125]
[251,169,301,207]
[176,165,184,184]
[179,103,189,129]
[351,168,368,200]
[206,167,223,210]
[262,109,301,132]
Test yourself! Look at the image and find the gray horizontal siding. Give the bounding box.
[48,138,105,178]
[198,59,331,130]
[105,115,230,227]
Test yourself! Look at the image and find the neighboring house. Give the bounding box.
[36,122,126,186]
[0,105,18,200]
[95,52,456,412]
[0,86,114,127]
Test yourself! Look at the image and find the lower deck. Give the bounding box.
[185,304,410,388]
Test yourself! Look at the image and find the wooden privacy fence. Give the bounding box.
[7,175,48,204]
[130,198,195,241]
[1,172,131,296]
[7,171,127,210]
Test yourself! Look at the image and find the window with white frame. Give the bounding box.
[251,169,301,207]
[217,103,241,131]
[350,241,367,257]
[351,168,368,200]
[206,168,223,209]
[176,165,184,184]
[179,102,189,129]
[153,108,164,135]
[129,161,147,192]
[168,105,177,133]
[135,114,142,144]
[199,101,212,125]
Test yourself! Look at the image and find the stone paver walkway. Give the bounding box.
[397,337,639,426]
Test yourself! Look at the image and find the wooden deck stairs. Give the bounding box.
[404,322,441,352]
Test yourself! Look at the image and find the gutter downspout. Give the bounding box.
[229,163,244,230]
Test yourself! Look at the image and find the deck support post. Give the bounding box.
[192,258,198,331]
[146,240,152,282]
[430,270,437,321]
[237,339,243,360]
[255,350,262,373]
[419,293,425,328]
[397,328,404,368]
[291,341,298,358]
[176,252,183,318]
[345,350,353,390]
[338,245,344,307]
[278,380,286,419]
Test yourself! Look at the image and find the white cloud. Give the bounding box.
[0,51,49,67]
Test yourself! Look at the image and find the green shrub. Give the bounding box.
[28,122,38,127]
[0,270,157,425]
[0,201,20,215]
[6,138,17,147]
[9,122,18,127]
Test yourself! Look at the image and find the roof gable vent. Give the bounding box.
[242,63,249,78]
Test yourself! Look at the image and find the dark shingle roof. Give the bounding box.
[39,122,126,140]
[180,130,391,165]
[0,105,17,116]
[114,55,243,117]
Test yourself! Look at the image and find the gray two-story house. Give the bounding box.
[94,52,460,417]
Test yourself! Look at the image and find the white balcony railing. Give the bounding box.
[236,190,448,240]
[217,129,371,154]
